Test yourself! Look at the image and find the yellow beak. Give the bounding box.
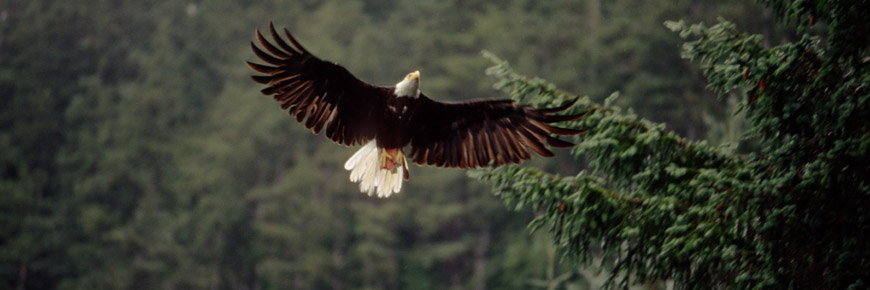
[409,70,420,81]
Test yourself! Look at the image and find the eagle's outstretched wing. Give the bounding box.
[407,95,585,168]
[247,23,392,146]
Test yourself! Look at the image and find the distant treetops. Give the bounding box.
[247,22,585,197]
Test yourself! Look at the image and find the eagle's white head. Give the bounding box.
[394,70,421,98]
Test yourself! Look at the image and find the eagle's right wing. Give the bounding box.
[247,23,392,146]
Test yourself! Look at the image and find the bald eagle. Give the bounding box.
[247,23,584,197]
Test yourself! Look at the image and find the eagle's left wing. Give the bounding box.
[407,95,584,168]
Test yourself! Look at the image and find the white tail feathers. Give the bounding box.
[344,141,407,198]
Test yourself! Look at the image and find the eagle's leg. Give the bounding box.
[380,148,403,171]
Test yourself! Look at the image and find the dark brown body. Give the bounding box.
[376,96,418,149]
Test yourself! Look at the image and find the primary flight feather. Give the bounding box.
[247,23,585,197]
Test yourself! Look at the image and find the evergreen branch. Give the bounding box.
[476,51,755,287]
[476,5,870,287]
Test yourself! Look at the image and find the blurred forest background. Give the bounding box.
[1,0,790,289]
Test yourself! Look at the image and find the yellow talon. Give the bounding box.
[379,148,391,169]
[379,148,402,171]
[380,148,390,164]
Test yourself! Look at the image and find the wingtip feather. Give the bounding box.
[283,27,311,56]
[546,136,575,148]
[250,41,283,65]
[538,97,579,113]
[251,74,272,84]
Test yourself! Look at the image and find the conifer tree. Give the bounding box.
[474,1,869,288]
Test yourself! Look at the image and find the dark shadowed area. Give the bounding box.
[7,0,866,289]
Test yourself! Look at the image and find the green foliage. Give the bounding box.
[475,1,869,288]
[1,0,827,289]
